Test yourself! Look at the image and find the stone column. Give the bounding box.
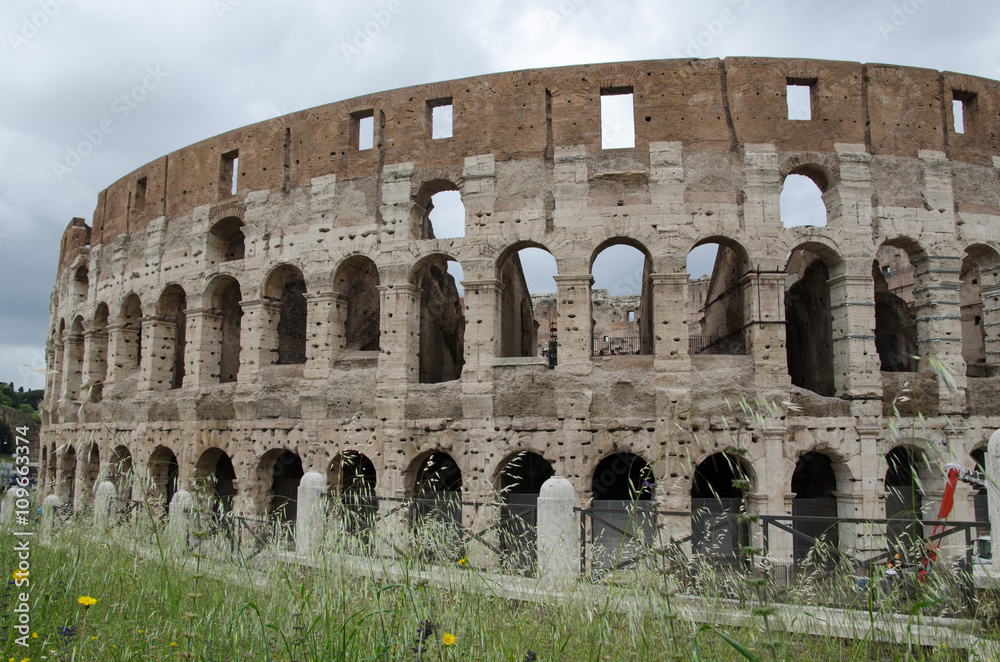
[44,344,58,410]
[826,144,873,227]
[105,322,140,385]
[80,328,109,401]
[304,292,339,379]
[828,266,881,401]
[138,316,176,391]
[460,277,503,420]
[296,471,328,557]
[853,426,886,560]
[981,268,1000,374]
[237,299,282,380]
[553,275,594,375]
[742,143,781,227]
[41,494,61,542]
[912,253,966,413]
[183,308,222,386]
[60,331,84,402]
[0,487,17,527]
[93,481,116,528]
[376,284,421,421]
[741,271,790,389]
[537,476,579,585]
[168,489,194,551]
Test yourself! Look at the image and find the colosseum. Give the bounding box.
[40,57,1000,567]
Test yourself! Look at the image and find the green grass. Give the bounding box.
[0,514,981,662]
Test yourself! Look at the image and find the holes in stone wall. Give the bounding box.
[427,190,465,239]
[600,87,635,149]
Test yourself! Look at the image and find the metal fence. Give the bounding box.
[592,336,653,356]
[688,332,747,355]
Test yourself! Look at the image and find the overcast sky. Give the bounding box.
[1,0,997,390]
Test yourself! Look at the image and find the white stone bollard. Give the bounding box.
[987,429,1000,576]
[1,487,18,527]
[537,476,580,585]
[41,494,61,541]
[168,490,194,551]
[296,471,328,557]
[93,481,116,528]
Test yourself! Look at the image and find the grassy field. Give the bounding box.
[1,510,984,662]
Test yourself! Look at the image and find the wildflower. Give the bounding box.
[31,632,38,639]
[78,596,98,607]
[57,625,77,639]
[442,633,456,646]
[170,642,177,647]
[457,558,467,566]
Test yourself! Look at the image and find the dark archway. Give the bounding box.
[691,452,750,563]
[208,217,245,263]
[885,447,924,556]
[329,451,378,534]
[496,451,554,568]
[785,251,835,396]
[791,451,839,563]
[334,257,381,352]
[148,446,179,509]
[267,450,304,524]
[874,246,918,372]
[195,448,237,514]
[207,276,243,383]
[687,239,749,355]
[120,294,143,371]
[157,285,187,389]
[414,257,465,383]
[265,266,307,365]
[60,446,78,508]
[109,445,133,505]
[590,452,655,569]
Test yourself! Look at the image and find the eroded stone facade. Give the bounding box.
[41,58,1000,563]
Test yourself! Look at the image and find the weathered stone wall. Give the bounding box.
[41,57,1000,563]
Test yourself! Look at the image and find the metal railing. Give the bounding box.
[592,336,653,356]
[688,332,747,355]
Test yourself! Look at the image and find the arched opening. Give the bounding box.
[780,173,827,228]
[148,446,179,510]
[498,246,558,359]
[208,217,245,263]
[971,448,989,537]
[495,451,554,568]
[333,256,381,353]
[89,304,110,401]
[195,448,237,514]
[59,446,77,508]
[120,294,143,372]
[590,452,655,569]
[73,265,89,303]
[785,248,835,396]
[691,452,750,563]
[791,451,839,564]
[414,256,465,383]
[39,445,47,493]
[81,443,100,505]
[109,445,133,505]
[267,450,303,524]
[47,444,58,493]
[874,245,918,372]
[415,182,464,239]
[207,276,243,383]
[885,446,925,556]
[65,317,85,401]
[961,246,1000,377]
[157,285,187,389]
[687,240,748,355]
[411,451,463,541]
[328,451,378,534]
[265,266,307,365]
[591,242,653,356]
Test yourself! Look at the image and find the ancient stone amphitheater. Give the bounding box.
[41,57,1000,564]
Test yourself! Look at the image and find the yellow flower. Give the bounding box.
[442,633,456,646]
[31,632,38,639]
[78,596,98,607]
[91,636,97,641]
[170,642,177,647]
[457,558,467,566]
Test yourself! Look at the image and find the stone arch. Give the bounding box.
[80,442,101,505]
[148,445,179,509]
[255,449,303,523]
[687,236,751,353]
[690,451,753,563]
[412,178,465,240]
[589,451,656,569]
[108,445,134,503]
[779,155,838,193]
[194,447,237,514]
[884,445,931,555]
[263,264,307,365]
[496,241,557,359]
[88,303,110,400]
[790,450,840,563]
[411,253,465,383]
[207,216,245,264]
[156,284,188,389]
[63,316,85,401]
[328,450,378,533]
[72,264,89,304]
[333,255,381,352]
[119,293,143,372]
[873,240,922,372]
[784,243,840,396]
[58,445,77,507]
[408,450,464,552]
[961,244,1000,377]
[206,275,243,383]
[590,238,654,356]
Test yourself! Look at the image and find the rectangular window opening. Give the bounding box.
[953,91,976,134]
[428,98,453,139]
[601,87,635,149]
[786,80,814,121]
[627,310,636,322]
[353,110,375,150]
[134,177,147,213]
[221,150,239,196]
